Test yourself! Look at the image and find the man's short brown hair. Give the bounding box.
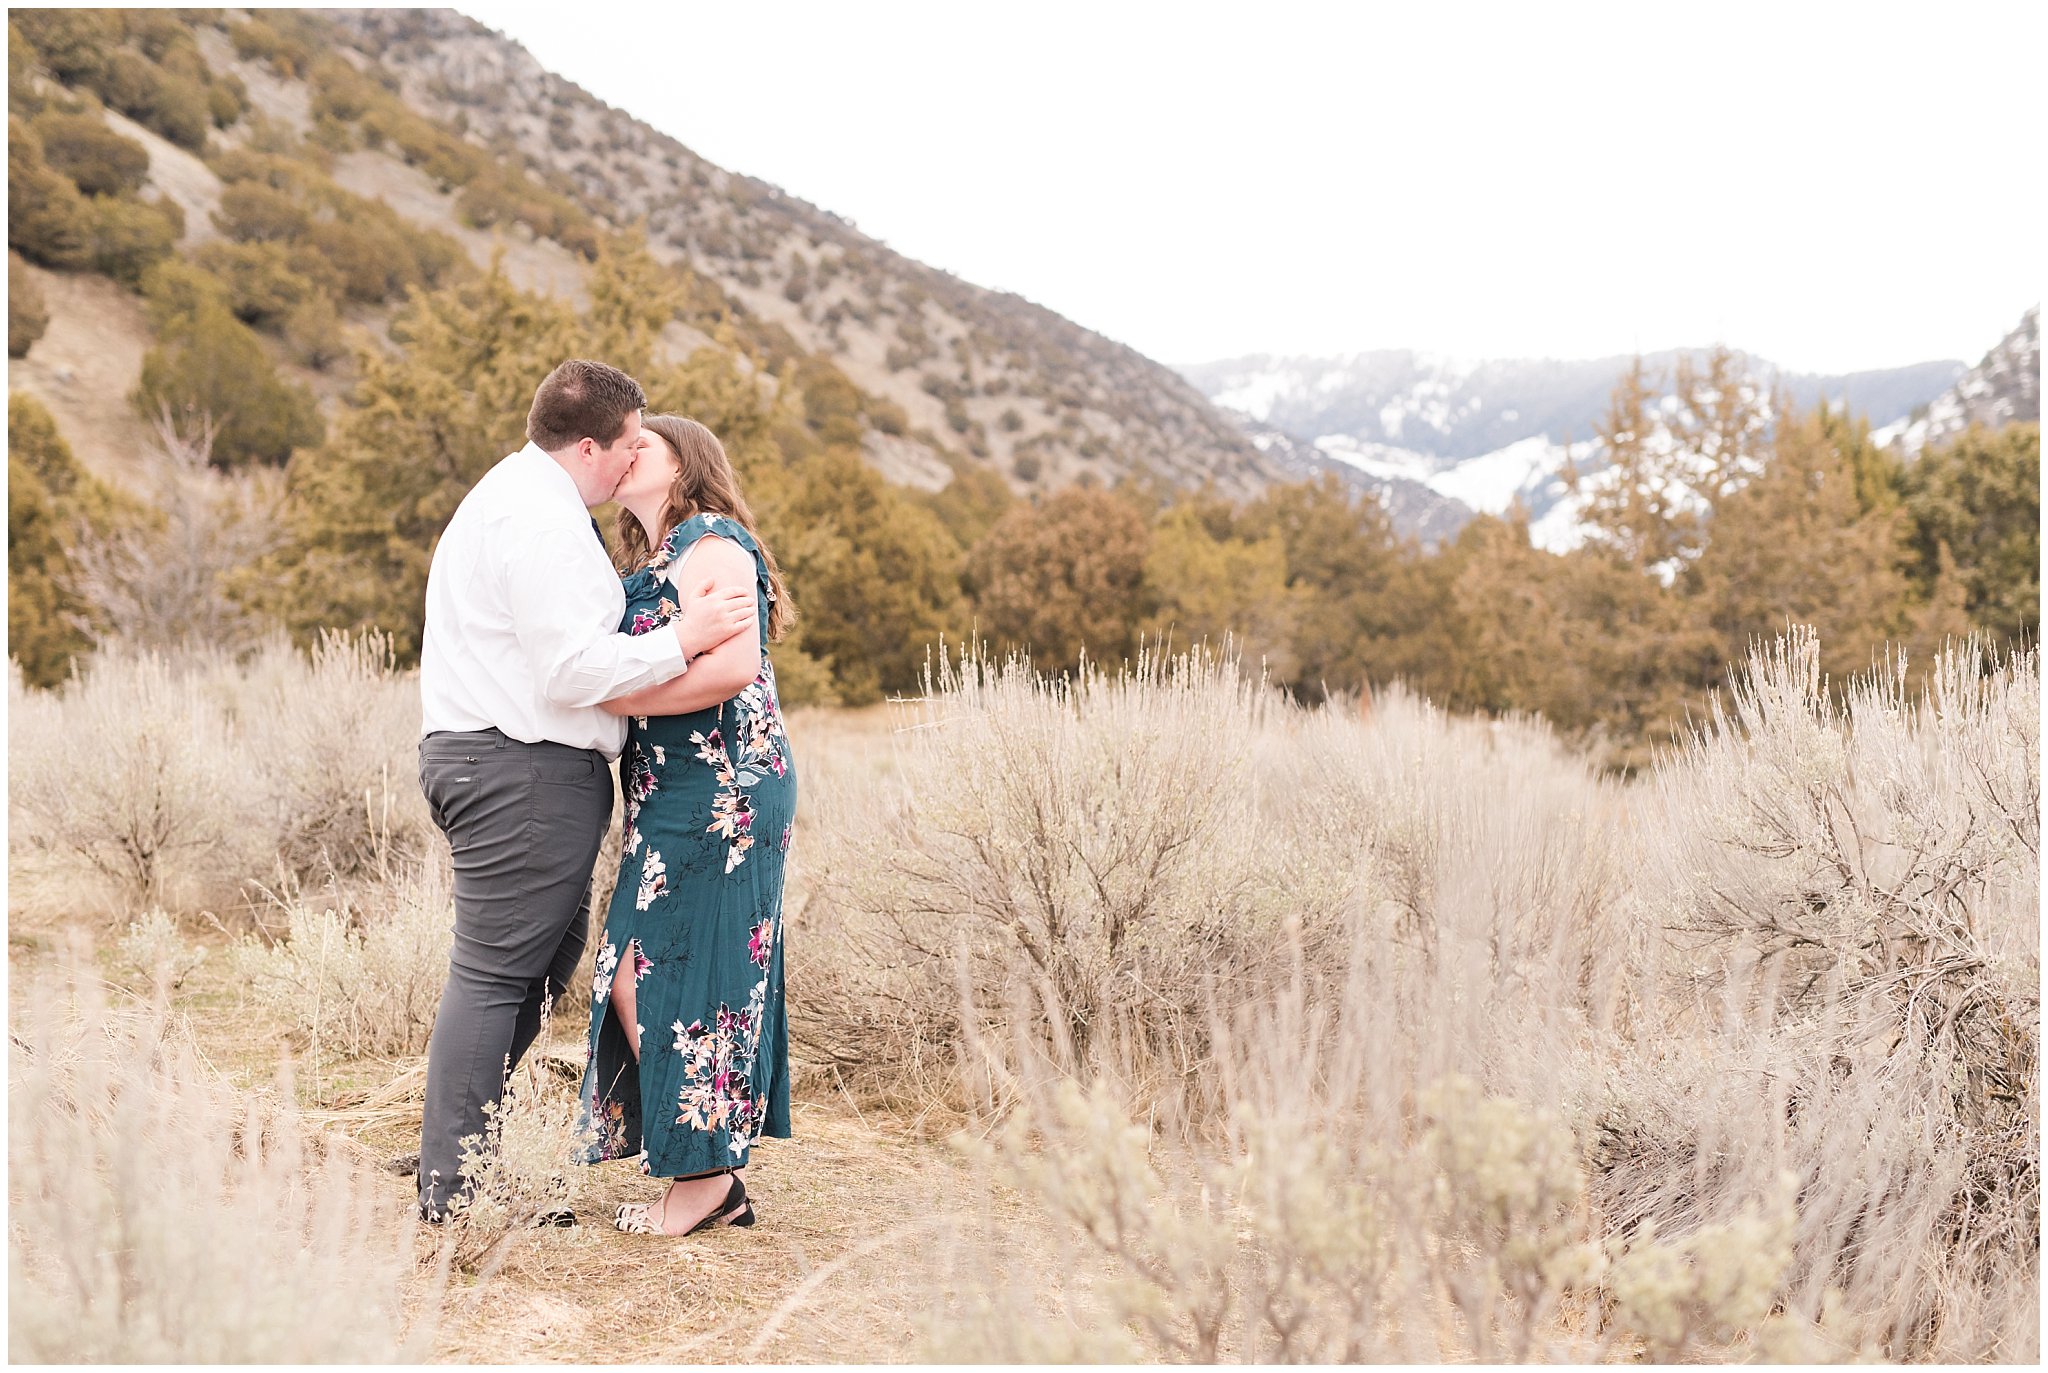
[527,359,646,452]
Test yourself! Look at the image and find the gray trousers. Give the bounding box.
[416,728,613,1218]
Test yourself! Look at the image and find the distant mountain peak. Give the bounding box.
[1872,307,2039,455]
[1182,338,1989,545]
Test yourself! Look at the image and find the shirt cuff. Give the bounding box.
[634,623,690,679]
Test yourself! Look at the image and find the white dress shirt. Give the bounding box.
[420,443,687,759]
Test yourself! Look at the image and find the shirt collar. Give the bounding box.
[515,440,589,514]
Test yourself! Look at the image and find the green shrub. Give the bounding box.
[206,73,248,129]
[9,252,49,357]
[127,10,190,63]
[9,10,115,88]
[300,211,414,304]
[96,49,160,117]
[194,241,315,327]
[209,146,311,192]
[283,291,345,370]
[228,17,312,78]
[8,394,109,686]
[85,194,182,288]
[135,261,325,468]
[85,49,211,151]
[140,69,211,150]
[9,21,44,118]
[306,54,378,123]
[213,179,309,242]
[869,396,909,436]
[360,103,482,188]
[31,109,149,195]
[9,453,91,687]
[8,117,93,267]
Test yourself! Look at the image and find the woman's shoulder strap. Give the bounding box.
[697,512,759,556]
[662,512,767,592]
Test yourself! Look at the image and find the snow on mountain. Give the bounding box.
[1182,344,1968,547]
[1240,418,1474,545]
[1872,306,2039,455]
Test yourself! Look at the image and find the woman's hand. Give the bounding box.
[607,537,764,717]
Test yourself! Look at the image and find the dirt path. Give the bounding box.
[92,926,1069,1364]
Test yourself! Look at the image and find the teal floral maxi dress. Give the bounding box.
[577,512,795,1177]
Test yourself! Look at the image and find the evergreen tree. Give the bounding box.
[1569,347,1771,577]
[133,260,324,468]
[1899,539,1978,682]
[265,262,585,656]
[1142,494,1299,680]
[1438,506,1719,767]
[764,446,965,703]
[1438,508,1573,719]
[1899,423,2040,648]
[1567,355,1675,571]
[7,394,124,686]
[1239,474,1434,701]
[1686,397,1911,688]
[965,485,1152,675]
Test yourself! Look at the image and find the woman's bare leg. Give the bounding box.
[610,941,746,1224]
[609,941,642,1060]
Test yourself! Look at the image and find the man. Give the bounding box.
[414,359,756,1221]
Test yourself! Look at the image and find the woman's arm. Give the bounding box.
[602,536,763,716]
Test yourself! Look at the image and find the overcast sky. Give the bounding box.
[456,0,2041,375]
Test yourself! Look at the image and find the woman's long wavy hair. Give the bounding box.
[613,414,795,643]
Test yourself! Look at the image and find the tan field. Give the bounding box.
[7,633,2039,1362]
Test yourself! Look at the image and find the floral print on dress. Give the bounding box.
[586,1090,631,1161]
[592,940,620,1007]
[672,1005,760,1142]
[691,665,792,874]
[636,848,667,910]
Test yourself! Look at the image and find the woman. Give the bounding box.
[578,413,798,1235]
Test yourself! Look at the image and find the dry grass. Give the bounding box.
[6,955,436,1362]
[802,634,2038,1362]
[6,632,2036,1361]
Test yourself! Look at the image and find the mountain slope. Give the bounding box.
[319,9,1277,497]
[1181,344,1975,543]
[1873,306,2040,455]
[1181,348,1961,461]
[10,8,1277,501]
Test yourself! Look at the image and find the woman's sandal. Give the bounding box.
[614,1170,755,1236]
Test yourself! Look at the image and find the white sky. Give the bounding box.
[455,0,2042,374]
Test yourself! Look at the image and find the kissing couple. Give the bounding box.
[414,358,796,1236]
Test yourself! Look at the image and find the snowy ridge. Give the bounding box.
[1872,307,2039,455]
[1181,340,1984,548]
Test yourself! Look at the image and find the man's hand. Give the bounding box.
[672,576,757,659]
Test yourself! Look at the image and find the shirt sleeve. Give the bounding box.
[504,520,687,708]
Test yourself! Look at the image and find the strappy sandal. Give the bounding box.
[613,1170,755,1235]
